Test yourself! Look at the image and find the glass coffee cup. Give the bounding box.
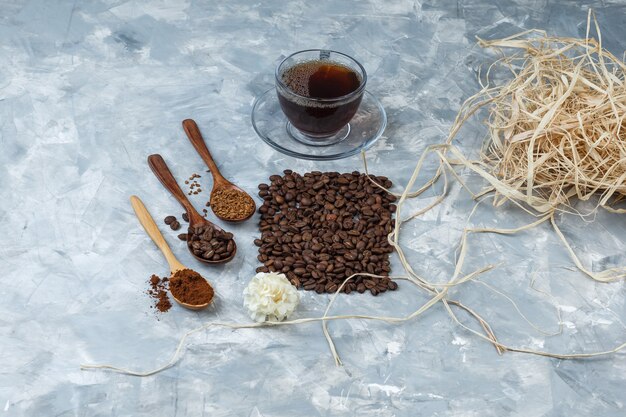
[275,49,367,145]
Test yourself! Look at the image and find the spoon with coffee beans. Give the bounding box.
[182,119,256,222]
[130,195,214,310]
[147,154,237,264]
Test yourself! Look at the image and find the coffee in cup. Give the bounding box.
[275,50,367,143]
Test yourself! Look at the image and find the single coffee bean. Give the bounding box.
[182,213,189,222]
[170,221,181,231]
[164,216,176,225]
[364,279,376,289]
[178,233,188,241]
[344,251,357,261]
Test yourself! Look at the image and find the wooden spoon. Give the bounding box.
[147,154,237,264]
[182,118,256,222]
[130,195,213,310]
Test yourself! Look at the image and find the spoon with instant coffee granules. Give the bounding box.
[130,195,214,310]
[182,119,256,222]
[147,154,237,264]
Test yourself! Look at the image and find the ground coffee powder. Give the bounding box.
[169,269,214,305]
[147,274,172,313]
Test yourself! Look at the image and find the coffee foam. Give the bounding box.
[279,61,361,109]
[280,60,320,96]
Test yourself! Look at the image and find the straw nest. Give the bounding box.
[470,16,626,214]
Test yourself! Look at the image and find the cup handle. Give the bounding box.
[319,50,331,60]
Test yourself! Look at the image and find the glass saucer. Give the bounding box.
[251,89,387,160]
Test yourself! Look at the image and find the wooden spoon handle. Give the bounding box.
[147,154,204,224]
[130,195,186,273]
[182,119,229,187]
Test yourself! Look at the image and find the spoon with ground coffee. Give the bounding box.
[182,119,256,222]
[147,154,237,264]
[130,195,214,310]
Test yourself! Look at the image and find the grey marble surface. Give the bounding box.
[1,0,626,415]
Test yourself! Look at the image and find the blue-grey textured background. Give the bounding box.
[1,0,625,416]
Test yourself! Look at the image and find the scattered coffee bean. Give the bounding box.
[185,174,202,195]
[177,233,188,241]
[164,216,176,225]
[255,170,397,295]
[170,220,181,231]
[182,213,189,222]
[187,224,235,262]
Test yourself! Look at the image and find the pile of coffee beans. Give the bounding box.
[187,225,235,262]
[254,170,397,295]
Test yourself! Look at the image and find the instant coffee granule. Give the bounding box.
[169,269,214,305]
[255,170,397,296]
[147,274,172,313]
[210,188,255,220]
